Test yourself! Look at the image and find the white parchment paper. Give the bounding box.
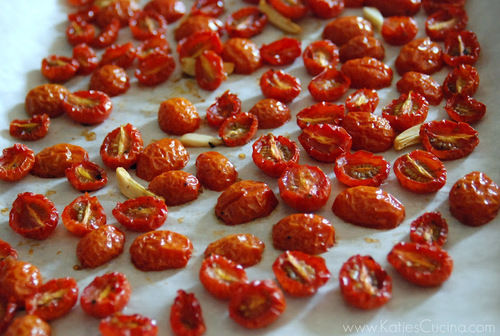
[1,0,499,335]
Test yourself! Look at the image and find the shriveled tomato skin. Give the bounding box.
[76,225,125,268]
[272,213,335,255]
[387,242,453,287]
[219,112,258,147]
[25,84,69,118]
[65,160,108,192]
[100,313,158,336]
[204,233,265,268]
[226,7,268,38]
[443,31,481,67]
[199,254,248,300]
[158,98,201,135]
[10,114,50,141]
[341,57,393,89]
[0,144,35,182]
[381,16,418,46]
[32,143,88,178]
[396,71,443,105]
[396,38,443,75]
[364,0,421,17]
[425,7,468,41]
[112,196,168,232]
[170,290,206,336]
[196,151,238,191]
[148,170,200,206]
[222,38,261,74]
[410,212,448,246]
[215,180,278,225]
[136,138,189,181]
[249,98,291,129]
[260,37,301,66]
[89,64,130,97]
[130,230,193,271]
[339,35,385,63]
[206,90,241,128]
[100,123,144,170]
[322,16,374,46]
[0,258,42,307]
[341,112,395,153]
[339,255,392,310]
[296,102,345,129]
[4,315,50,336]
[252,134,299,178]
[449,172,500,227]
[259,69,301,104]
[135,53,176,87]
[302,40,339,76]
[308,68,350,102]
[62,193,107,237]
[442,64,480,98]
[334,151,390,187]
[332,186,405,229]
[382,91,429,132]
[299,124,351,163]
[445,95,486,124]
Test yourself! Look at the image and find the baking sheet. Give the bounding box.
[1,0,499,335]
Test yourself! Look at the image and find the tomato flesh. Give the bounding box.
[62,193,107,237]
[170,290,206,336]
[410,212,448,246]
[334,150,390,187]
[112,196,168,232]
[0,144,35,182]
[25,278,78,321]
[199,254,248,300]
[252,134,300,178]
[298,123,352,163]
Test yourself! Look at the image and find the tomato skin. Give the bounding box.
[41,55,79,83]
[222,38,261,74]
[177,30,223,60]
[302,40,339,76]
[91,19,120,49]
[196,151,238,191]
[195,50,226,91]
[100,42,136,69]
[442,64,480,98]
[332,186,405,229]
[341,57,393,89]
[226,7,268,38]
[445,94,486,124]
[100,123,144,170]
[136,138,189,182]
[382,91,429,132]
[219,112,258,147]
[381,16,418,46]
[322,16,373,46]
[76,225,125,268]
[149,171,201,206]
[0,298,17,334]
[419,120,479,160]
[341,112,395,153]
[62,193,107,237]
[170,290,206,336]
[206,90,241,128]
[0,144,35,182]
[396,37,443,75]
[260,37,301,66]
[249,98,291,129]
[25,277,78,321]
[307,0,344,19]
[272,213,335,254]
[443,31,480,67]
[215,180,278,225]
[273,251,330,297]
[130,230,193,271]
[0,258,42,307]
[296,102,344,129]
[410,212,448,246]
[449,171,500,227]
[90,64,130,97]
[387,242,453,287]
[259,69,301,103]
[174,15,222,42]
[229,280,286,329]
[100,313,158,336]
[191,0,225,17]
[144,0,186,24]
[63,90,113,125]
[345,89,379,113]
[32,143,88,178]
[425,7,468,41]
[25,84,69,118]
[199,254,248,300]
[308,67,351,102]
[269,0,307,19]
[129,10,167,41]
[66,19,96,46]
[65,160,108,192]
[136,52,176,86]
[4,315,50,336]
[252,134,299,178]
[80,272,131,318]
[364,0,421,16]
[299,124,351,163]
[394,149,447,193]
[334,150,390,187]
[9,193,58,240]
[204,233,265,267]
[396,71,443,105]
[112,196,168,232]
[339,35,385,63]
[158,97,201,135]
[339,255,392,310]
[72,43,99,75]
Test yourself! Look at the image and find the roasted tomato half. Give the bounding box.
[158,97,201,136]
[381,16,418,46]
[222,37,261,74]
[199,254,248,300]
[341,112,395,153]
[410,212,448,246]
[322,16,374,46]
[206,90,241,128]
[302,40,339,76]
[308,67,350,102]
[445,94,486,124]
[136,138,189,181]
[259,69,301,103]
[339,35,385,63]
[3,315,50,336]
[382,91,429,132]
[334,150,390,187]
[0,258,42,306]
[307,0,344,19]
[100,123,144,169]
[129,10,167,40]
[396,71,443,106]
[41,55,79,83]
[396,38,443,75]
[341,57,393,89]
[219,112,258,147]
[260,37,301,66]
[249,98,290,129]
[442,64,479,98]
[299,124,352,162]
[9,114,50,141]
[204,233,265,268]
[345,89,379,113]
[25,83,69,118]
[195,50,226,91]
[226,7,267,38]
[135,53,176,87]
[62,193,107,237]
[195,151,238,191]
[252,134,299,178]
[268,0,308,20]
[89,64,130,97]
[425,7,468,41]
[32,143,88,178]
[0,144,35,182]
[100,313,158,336]
[76,225,125,268]
[112,196,168,232]
[65,160,108,192]
[170,290,206,336]
[144,0,186,24]
[443,30,481,67]
[296,102,344,129]
[148,171,201,206]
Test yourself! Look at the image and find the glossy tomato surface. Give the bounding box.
[148,170,200,206]
[341,112,395,153]
[112,196,168,232]
[195,151,238,191]
[62,193,107,237]
[410,212,448,246]
[334,150,390,187]
[341,57,393,89]
[4,315,50,336]
[393,150,446,193]
[204,233,265,268]
[65,160,108,192]
[0,144,35,182]
[252,134,299,178]
[0,258,42,306]
[32,143,88,178]
[100,313,158,336]
[76,225,125,268]
[158,98,201,135]
[219,112,258,147]
[199,254,248,300]
[296,102,345,129]
[396,38,443,75]
[445,94,486,124]
[100,123,144,169]
[136,138,189,181]
[25,84,69,118]
[9,114,50,141]
[302,40,339,76]
[382,91,429,132]
[396,71,443,105]
[249,98,291,129]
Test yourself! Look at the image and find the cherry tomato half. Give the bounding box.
[25,83,69,118]
[158,97,201,135]
[260,37,301,66]
[100,313,158,336]
[226,7,267,38]
[65,160,108,192]
[249,98,290,129]
[100,123,144,170]
[425,7,468,41]
[341,57,393,89]
[422,0,465,14]
[0,258,42,307]
[149,171,201,206]
[252,134,300,178]
[296,102,344,129]
[195,50,226,91]
[144,0,186,24]
[72,43,99,75]
[308,67,350,102]
[99,42,136,69]
[345,89,379,113]
[191,0,225,17]
[112,196,168,232]
[174,15,223,42]
[195,151,238,191]
[298,124,352,163]
[445,94,486,124]
[442,64,479,98]
[382,91,429,132]
[136,35,171,60]
[381,16,418,46]
[339,255,392,310]
[396,38,443,75]
[91,19,120,49]
[260,69,301,103]
[273,251,330,297]
[222,37,261,74]
[62,193,107,237]
[341,112,395,153]
[4,315,50,336]
[89,64,130,97]
[41,55,79,83]
[302,40,339,76]
[410,212,448,246]
[396,71,443,105]
[364,0,421,16]
[177,31,223,60]
[76,224,125,268]
[129,10,167,40]
[204,233,265,267]
[66,19,96,46]
[135,53,176,87]
[63,90,113,125]
[322,16,373,46]
[339,35,385,63]
[199,254,248,300]
[443,30,481,67]
[170,290,206,336]
[334,150,390,187]
[219,112,258,147]
[0,144,35,182]
[206,90,241,128]
[0,298,17,334]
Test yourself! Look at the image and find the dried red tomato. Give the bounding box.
[420,120,479,160]
[307,0,344,19]
[76,225,125,268]
[174,15,222,42]
[296,102,344,129]
[4,315,50,336]
[381,16,418,46]
[177,31,222,59]
[144,0,186,24]
[364,0,421,16]
[345,89,379,113]
[226,7,267,38]
[112,196,168,232]
[442,64,479,98]
[72,43,99,75]
[66,19,96,46]
[204,233,265,267]
[302,40,339,76]
[100,123,144,170]
[443,30,480,67]
[341,57,393,89]
[449,171,500,227]
[89,64,130,97]
[95,0,138,27]
[63,90,113,125]
[322,16,373,46]
[410,212,448,246]
[91,19,120,49]
[396,37,443,75]
[9,193,58,240]
[308,67,350,102]
[0,258,42,306]
[196,151,237,191]
[394,149,447,193]
[149,171,200,206]
[387,242,453,287]
[259,69,301,103]
[341,112,395,153]
[158,97,201,135]
[130,230,193,271]
[170,290,206,336]
[32,143,88,178]
[222,38,261,74]
[65,160,107,192]
[229,280,286,329]
[25,277,78,321]
[219,112,258,147]
[382,91,429,132]
[199,254,248,300]
[260,37,301,66]
[129,10,167,40]
[339,35,385,63]
[252,134,299,178]
[135,138,189,181]
[339,255,392,310]
[99,43,136,69]
[100,314,158,336]
[136,52,176,86]
[41,55,79,83]
[195,50,226,91]
[396,71,443,105]
[445,94,486,124]
[62,193,106,237]
[425,7,468,41]
[136,35,171,60]
[332,186,405,229]
[0,144,35,182]
[206,90,241,128]
[25,84,69,118]
[191,0,225,17]
[299,124,352,162]
[334,150,390,187]
[80,272,131,318]
[249,98,290,129]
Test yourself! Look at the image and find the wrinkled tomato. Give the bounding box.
[410,212,448,246]
[148,170,201,206]
[302,40,339,76]
[296,102,344,129]
[260,69,301,103]
[443,30,480,67]
[177,31,223,60]
[249,98,290,129]
[345,89,379,113]
[219,112,258,147]
[339,35,385,63]
[196,151,238,191]
[66,19,96,46]
[94,0,138,28]
[91,19,120,49]
[76,225,125,268]
[341,57,392,89]
[158,97,201,135]
[364,0,421,16]
[308,67,350,102]
[63,90,113,125]
[322,16,373,46]
[136,35,171,60]
[226,7,267,38]
[170,290,206,336]
[425,7,468,41]
[334,150,390,187]
[65,160,108,192]
[100,42,136,68]
[341,112,395,153]
[41,55,79,83]
[382,91,429,132]
[174,15,222,42]
[396,71,443,105]
[252,134,299,178]
[191,0,225,17]
[0,144,35,182]
[100,123,144,169]
[206,90,241,128]
[222,37,261,74]
[260,37,301,66]
[32,143,88,178]
[129,10,167,40]
[89,64,130,97]
[4,315,50,336]
[396,37,443,75]
[135,52,176,86]
[299,124,352,162]
[204,233,265,267]
[199,254,248,300]
[381,16,418,46]
[0,258,42,306]
[442,64,479,98]
[62,193,107,237]
[25,84,69,118]
[445,94,486,124]
[112,196,168,232]
[144,0,186,24]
